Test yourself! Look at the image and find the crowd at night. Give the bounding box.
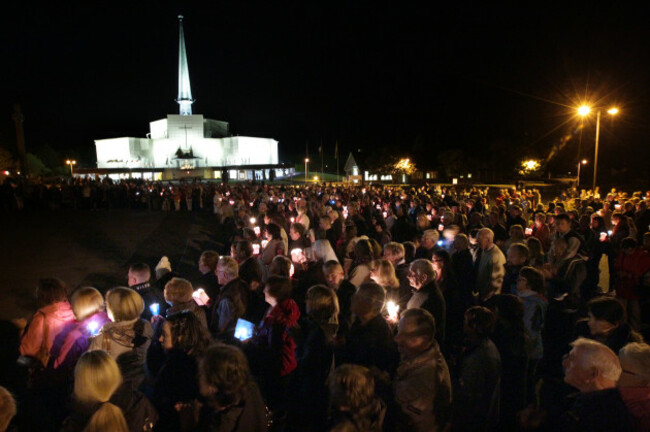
[0,180,649,431]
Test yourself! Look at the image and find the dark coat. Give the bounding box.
[194,382,268,432]
[62,384,158,432]
[406,281,446,346]
[288,316,335,431]
[553,388,636,432]
[335,279,356,337]
[132,281,168,321]
[575,320,644,355]
[166,300,208,329]
[451,337,501,432]
[152,349,200,432]
[452,249,475,309]
[197,272,220,303]
[337,314,399,375]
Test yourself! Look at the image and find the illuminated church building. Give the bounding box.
[85,16,287,181]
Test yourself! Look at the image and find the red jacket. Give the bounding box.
[615,249,650,300]
[254,298,300,376]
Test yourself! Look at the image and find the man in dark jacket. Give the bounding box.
[231,241,265,323]
[323,260,356,337]
[197,250,221,301]
[210,257,249,341]
[128,262,167,320]
[520,337,636,431]
[406,259,446,346]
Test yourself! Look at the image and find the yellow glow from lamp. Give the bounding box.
[578,105,591,116]
[522,160,540,171]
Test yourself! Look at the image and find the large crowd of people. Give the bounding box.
[1,180,650,431]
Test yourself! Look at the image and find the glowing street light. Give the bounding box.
[521,159,540,172]
[576,159,588,187]
[304,158,310,183]
[578,105,591,116]
[577,105,619,192]
[66,159,77,177]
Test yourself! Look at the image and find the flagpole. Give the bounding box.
[335,140,339,183]
[320,138,324,182]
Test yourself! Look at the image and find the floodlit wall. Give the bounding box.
[96,137,154,168]
[96,116,279,169]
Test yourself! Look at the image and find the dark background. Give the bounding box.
[2,2,649,183]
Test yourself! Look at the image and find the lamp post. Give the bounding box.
[576,159,587,187]
[66,159,77,177]
[304,158,310,183]
[577,106,618,193]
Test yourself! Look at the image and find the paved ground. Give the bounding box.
[0,209,224,320]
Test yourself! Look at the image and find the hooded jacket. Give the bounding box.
[20,301,76,365]
[88,318,153,388]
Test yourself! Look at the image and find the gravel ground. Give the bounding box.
[0,209,224,320]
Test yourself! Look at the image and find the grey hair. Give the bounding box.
[571,337,622,382]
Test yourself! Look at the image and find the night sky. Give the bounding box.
[2,2,649,178]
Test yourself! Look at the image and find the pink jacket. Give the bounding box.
[20,301,76,365]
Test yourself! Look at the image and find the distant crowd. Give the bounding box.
[1,181,650,431]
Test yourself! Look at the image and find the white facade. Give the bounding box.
[95,114,278,170]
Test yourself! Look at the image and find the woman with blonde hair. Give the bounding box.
[88,287,153,388]
[54,286,111,370]
[370,259,400,291]
[370,259,400,311]
[62,350,157,432]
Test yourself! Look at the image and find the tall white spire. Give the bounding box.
[176,15,194,115]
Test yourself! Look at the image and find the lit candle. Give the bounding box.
[387,301,399,321]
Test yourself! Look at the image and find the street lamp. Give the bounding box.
[66,159,77,177]
[577,106,619,193]
[576,159,588,187]
[304,158,310,183]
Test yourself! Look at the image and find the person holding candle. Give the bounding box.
[88,287,153,390]
[54,286,110,370]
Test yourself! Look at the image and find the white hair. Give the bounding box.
[571,338,622,382]
[311,239,339,263]
[619,342,650,382]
